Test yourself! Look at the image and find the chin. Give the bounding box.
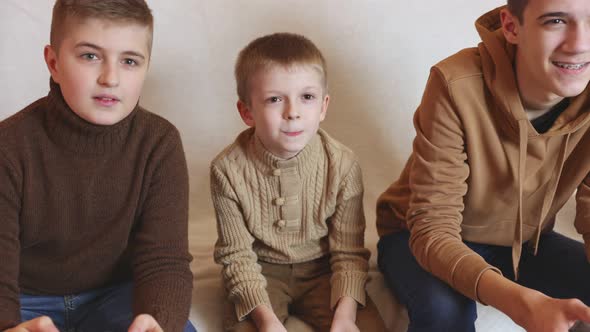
[556,85,588,98]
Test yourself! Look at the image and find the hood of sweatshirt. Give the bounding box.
[475,6,590,278]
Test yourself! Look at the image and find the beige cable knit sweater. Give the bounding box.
[211,128,370,320]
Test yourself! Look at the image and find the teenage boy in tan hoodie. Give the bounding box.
[377,0,590,331]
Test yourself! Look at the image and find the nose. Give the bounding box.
[563,22,590,54]
[98,62,120,87]
[283,101,301,120]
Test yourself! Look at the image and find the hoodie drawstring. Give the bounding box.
[512,120,571,279]
[512,119,528,280]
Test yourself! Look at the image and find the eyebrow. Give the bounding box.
[536,12,569,21]
[74,42,146,60]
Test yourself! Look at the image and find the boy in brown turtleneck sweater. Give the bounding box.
[0,1,195,332]
[210,33,385,332]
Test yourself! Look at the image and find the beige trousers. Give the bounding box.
[224,256,386,332]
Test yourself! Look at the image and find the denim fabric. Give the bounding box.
[377,230,590,332]
[20,282,196,332]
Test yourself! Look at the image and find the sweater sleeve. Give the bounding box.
[406,68,500,302]
[575,173,590,259]
[210,164,271,321]
[130,129,193,332]
[0,150,21,330]
[328,160,370,309]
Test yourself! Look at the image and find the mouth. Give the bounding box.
[93,94,120,106]
[552,61,590,71]
[282,130,303,137]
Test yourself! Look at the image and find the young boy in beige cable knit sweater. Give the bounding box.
[210,33,386,332]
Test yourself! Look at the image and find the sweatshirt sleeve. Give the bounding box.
[575,174,590,258]
[406,68,500,302]
[328,160,370,309]
[0,150,22,330]
[210,164,271,321]
[130,128,193,332]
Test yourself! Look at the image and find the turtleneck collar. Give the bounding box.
[44,79,139,155]
[248,127,323,176]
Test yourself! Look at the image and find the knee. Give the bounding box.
[407,292,476,332]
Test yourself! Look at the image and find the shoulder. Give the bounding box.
[135,107,179,135]
[210,128,253,172]
[432,47,483,85]
[0,97,47,139]
[133,107,183,147]
[0,97,47,159]
[318,129,360,175]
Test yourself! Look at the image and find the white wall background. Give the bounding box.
[0,0,505,226]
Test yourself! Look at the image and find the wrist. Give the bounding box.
[478,270,541,325]
[251,304,277,327]
[509,287,545,327]
[334,296,358,320]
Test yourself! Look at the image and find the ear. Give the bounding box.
[319,94,329,122]
[237,100,256,127]
[44,45,61,83]
[500,8,520,45]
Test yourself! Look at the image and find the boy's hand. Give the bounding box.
[515,292,590,332]
[330,296,359,332]
[251,304,286,332]
[478,270,590,332]
[4,316,59,332]
[128,314,163,332]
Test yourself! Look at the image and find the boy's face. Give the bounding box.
[238,65,329,160]
[44,18,151,126]
[502,0,590,108]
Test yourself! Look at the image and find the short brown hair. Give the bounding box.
[507,0,528,22]
[50,0,154,53]
[235,32,328,104]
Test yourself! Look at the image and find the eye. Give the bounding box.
[81,53,99,61]
[123,58,138,66]
[544,18,566,25]
[302,94,315,100]
[267,96,282,103]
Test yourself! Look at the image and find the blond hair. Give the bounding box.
[50,0,154,53]
[235,32,328,104]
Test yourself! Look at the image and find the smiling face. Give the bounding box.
[44,18,151,125]
[502,0,590,110]
[237,64,329,159]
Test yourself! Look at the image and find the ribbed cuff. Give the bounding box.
[235,287,272,321]
[134,277,192,332]
[330,273,367,309]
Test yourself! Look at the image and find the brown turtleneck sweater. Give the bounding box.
[0,82,193,331]
[211,128,370,321]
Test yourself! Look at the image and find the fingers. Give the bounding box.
[8,316,59,332]
[565,298,590,323]
[128,314,163,332]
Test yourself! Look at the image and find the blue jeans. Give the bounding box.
[20,282,197,332]
[377,230,590,332]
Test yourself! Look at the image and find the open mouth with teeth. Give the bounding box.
[553,61,589,70]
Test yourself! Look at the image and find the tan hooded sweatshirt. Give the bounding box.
[376,6,590,302]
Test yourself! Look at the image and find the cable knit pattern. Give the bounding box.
[211,128,370,320]
[0,81,193,331]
